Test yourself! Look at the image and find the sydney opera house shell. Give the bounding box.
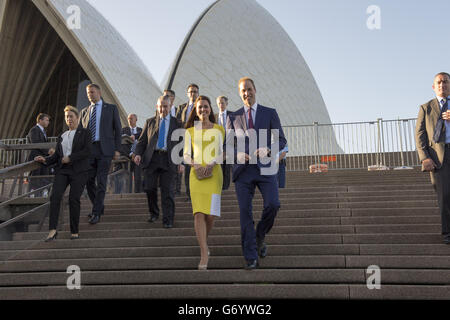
[0,0,339,154]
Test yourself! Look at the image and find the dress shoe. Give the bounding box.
[44,231,58,242]
[245,259,259,270]
[89,215,100,225]
[163,223,173,229]
[148,215,158,223]
[87,213,93,218]
[257,241,267,258]
[444,234,450,244]
[70,234,80,240]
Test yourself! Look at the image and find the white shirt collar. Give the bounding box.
[159,113,170,121]
[244,102,258,113]
[436,95,450,102]
[37,124,45,132]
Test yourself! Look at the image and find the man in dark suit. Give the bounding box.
[134,95,183,228]
[226,77,286,269]
[176,84,199,200]
[117,113,143,193]
[164,89,182,195]
[215,95,232,190]
[27,113,55,197]
[415,72,450,244]
[79,83,122,224]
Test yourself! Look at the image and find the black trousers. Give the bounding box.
[430,147,450,235]
[87,142,112,216]
[132,162,143,193]
[49,167,88,234]
[144,152,175,224]
[29,166,50,195]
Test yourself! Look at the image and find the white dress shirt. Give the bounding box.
[61,129,76,157]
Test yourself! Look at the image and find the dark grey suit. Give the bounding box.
[135,115,182,225]
[79,99,122,217]
[416,97,450,235]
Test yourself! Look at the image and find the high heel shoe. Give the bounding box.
[44,231,58,242]
[198,264,208,270]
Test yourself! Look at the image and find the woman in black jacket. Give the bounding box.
[34,106,91,241]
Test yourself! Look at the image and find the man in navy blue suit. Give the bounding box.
[79,83,122,224]
[226,77,287,269]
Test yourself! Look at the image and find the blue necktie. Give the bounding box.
[89,104,97,142]
[433,98,448,143]
[157,118,166,149]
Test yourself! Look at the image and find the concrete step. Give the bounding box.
[1,234,345,251]
[0,255,347,272]
[0,269,364,286]
[346,255,450,268]
[41,214,441,227]
[0,283,449,300]
[2,269,450,287]
[0,244,360,261]
[0,284,351,300]
[12,225,357,241]
[349,285,450,300]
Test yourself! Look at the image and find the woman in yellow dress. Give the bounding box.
[184,96,224,270]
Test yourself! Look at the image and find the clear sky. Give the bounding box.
[86,0,450,124]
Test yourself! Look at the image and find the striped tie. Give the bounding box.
[89,104,97,142]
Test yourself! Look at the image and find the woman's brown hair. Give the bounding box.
[185,95,216,129]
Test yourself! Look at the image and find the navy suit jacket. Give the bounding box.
[79,99,122,157]
[226,104,286,181]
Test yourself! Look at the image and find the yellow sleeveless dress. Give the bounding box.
[184,124,224,216]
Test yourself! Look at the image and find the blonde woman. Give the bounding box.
[35,106,91,241]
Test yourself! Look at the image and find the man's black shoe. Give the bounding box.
[444,234,450,244]
[148,215,158,223]
[89,215,100,225]
[257,241,267,258]
[163,223,173,229]
[87,213,93,218]
[245,259,259,270]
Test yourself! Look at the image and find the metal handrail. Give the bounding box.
[0,156,132,232]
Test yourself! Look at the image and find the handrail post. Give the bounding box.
[397,118,405,167]
[313,122,320,171]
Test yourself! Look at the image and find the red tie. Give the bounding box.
[248,107,254,129]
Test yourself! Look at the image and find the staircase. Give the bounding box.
[0,168,449,300]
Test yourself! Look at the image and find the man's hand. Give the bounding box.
[254,147,270,158]
[237,152,250,164]
[134,155,141,166]
[48,148,55,156]
[34,156,45,163]
[62,156,70,164]
[130,135,136,142]
[422,158,436,171]
[114,151,120,160]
